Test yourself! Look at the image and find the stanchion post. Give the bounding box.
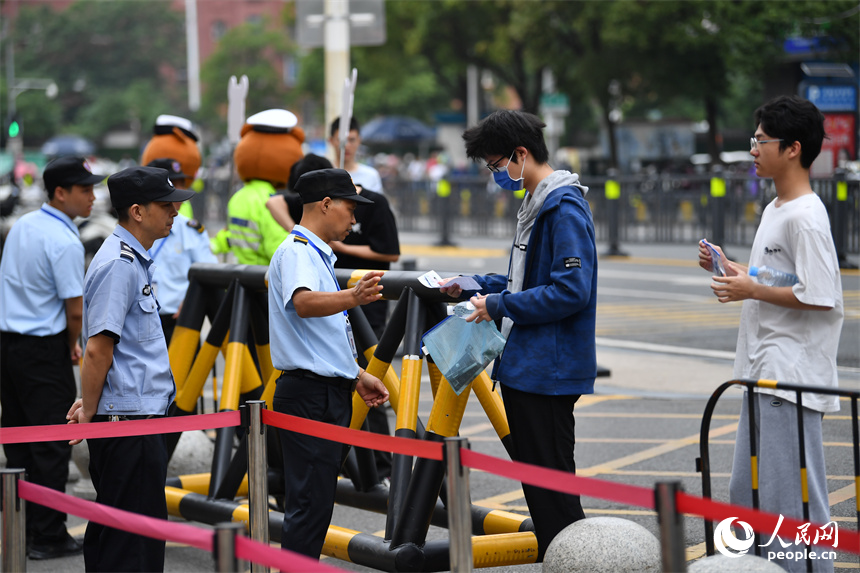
[445,437,473,573]
[602,169,628,257]
[246,400,269,573]
[1,468,27,573]
[654,481,686,573]
[832,169,857,269]
[213,521,246,573]
[436,178,455,247]
[709,166,726,249]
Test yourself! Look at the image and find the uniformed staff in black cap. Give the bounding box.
[267,168,389,559]
[0,156,105,559]
[67,166,194,572]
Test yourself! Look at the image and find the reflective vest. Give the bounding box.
[220,179,287,265]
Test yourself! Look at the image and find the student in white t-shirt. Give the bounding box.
[329,116,384,194]
[698,95,842,573]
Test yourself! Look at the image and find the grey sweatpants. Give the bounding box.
[730,391,834,573]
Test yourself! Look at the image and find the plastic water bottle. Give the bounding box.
[452,301,475,317]
[749,266,798,287]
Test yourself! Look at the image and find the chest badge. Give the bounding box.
[142,284,152,296]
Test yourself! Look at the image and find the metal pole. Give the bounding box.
[213,521,245,573]
[445,437,472,573]
[324,0,350,142]
[1,469,27,573]
[184,0,201,112]
[654,481,686,573]
[246,400,269,573]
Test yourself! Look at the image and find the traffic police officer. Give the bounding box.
[67,166,194,572]
[146,158,217,341]
[0,156,104,559]
[268,168,389,559]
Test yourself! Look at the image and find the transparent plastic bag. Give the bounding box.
[421,302,507,394]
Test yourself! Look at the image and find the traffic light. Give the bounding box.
[7,115,20,139]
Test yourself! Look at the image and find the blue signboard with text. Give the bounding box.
[805,84,858,112]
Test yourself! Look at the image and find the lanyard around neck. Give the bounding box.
[40,207,78,236]
[290,230,346,316]
[148,235,169,261]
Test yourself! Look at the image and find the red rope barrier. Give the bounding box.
[261,409,444,461]
[16,480,347,572]
[0,411,240,444]
[18,480,212,551]
[460,449,656,510]
[235,534,345,572]
[676,492,857,554]
[6,407,856,557]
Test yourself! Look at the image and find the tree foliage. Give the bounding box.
[199,16,298,133]
[327,0,858,168]
[8,1,184,143]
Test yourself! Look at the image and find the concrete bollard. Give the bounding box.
[542,517,661,573]
[688,553,783,572]
[167,430,216,477]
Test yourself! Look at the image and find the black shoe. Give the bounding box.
[27,533,83,560]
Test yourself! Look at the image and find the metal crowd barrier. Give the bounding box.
[697,378,860,571]
[200,170,859,265]
[377,173,858,265]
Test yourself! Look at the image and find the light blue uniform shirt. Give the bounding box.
[83,225,176,415]
[0,203,84,335]
[148,213,217,315]
[268,225,359,379]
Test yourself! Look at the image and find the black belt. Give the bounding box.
[92,414,162,422]
[282,369,358,392]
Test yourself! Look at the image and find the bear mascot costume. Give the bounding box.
[212,109,304,264]
[140,114,202,219]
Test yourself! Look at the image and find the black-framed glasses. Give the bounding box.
[485,155,507,173]
[750,137,784,151]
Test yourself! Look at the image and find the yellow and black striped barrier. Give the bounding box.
[697,378,860,564]
[161,262,540,570]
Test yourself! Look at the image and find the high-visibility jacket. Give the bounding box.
[216,179,287,265]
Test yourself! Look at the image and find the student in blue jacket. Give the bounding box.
[443,109,597,560]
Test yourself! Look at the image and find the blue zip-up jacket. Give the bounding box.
[474,185,597,396]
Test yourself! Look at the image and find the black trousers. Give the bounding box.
[501,384,585,560]
[0,330,75,543]
[84,431,168,572]
[274,371,352,560]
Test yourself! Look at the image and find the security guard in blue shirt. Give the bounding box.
[268,168,389,559]
[66,166,194,572]
[146,158,217,341]
[0,156,104,560]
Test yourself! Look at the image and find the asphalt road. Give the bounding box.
[9,232,860,572]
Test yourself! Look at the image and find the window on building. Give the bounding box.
[211,20,227,41]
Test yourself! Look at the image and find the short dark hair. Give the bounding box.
[330,116,360,138]
[754,96,826,169]
[115,205,132,222]
[462,110,549,165]
[288,154,334,191]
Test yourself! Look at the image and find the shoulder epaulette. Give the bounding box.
[119,241,136,263]
[292,235,308,245]
[187,219,205,233]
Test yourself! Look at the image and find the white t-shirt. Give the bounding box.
[349,163,384,194]
[734,193,843,412]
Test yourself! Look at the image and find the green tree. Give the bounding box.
[9,1,184,145]
[513,0,858,168]
[199,17,297,134]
